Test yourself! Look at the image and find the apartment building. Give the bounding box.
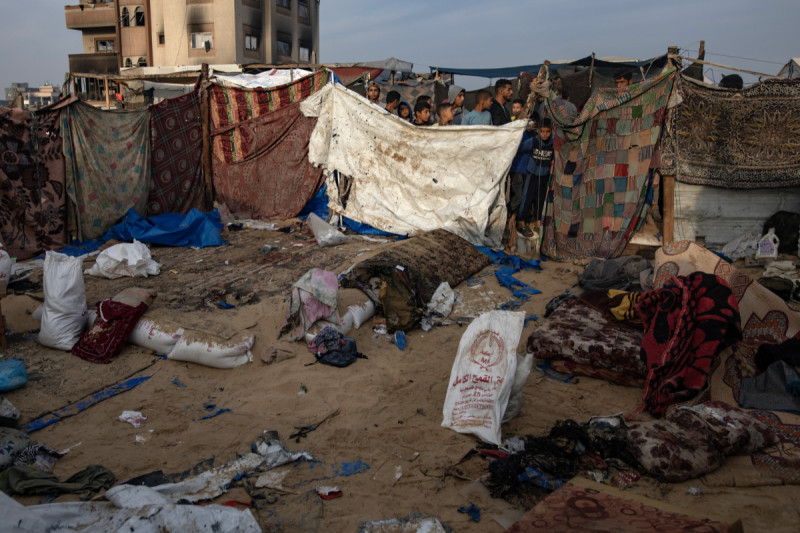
[64,0,320,73]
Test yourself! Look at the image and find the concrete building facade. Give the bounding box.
[65,0,320,73]
[3,83,62,110]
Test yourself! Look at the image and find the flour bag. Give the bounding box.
[38,251,88,351]
[442,310,525,445]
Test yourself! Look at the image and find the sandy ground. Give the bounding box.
[3,225,800,532]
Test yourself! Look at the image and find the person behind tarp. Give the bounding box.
[385,90,401,113]
[508,117,535,236]
[397,100,413,122]
[412,100,432,126]
[367,81,381,104]
[511,98,525,121]
[415,95,435,125]
[462,89,493,126]
[520,117,554,233]
[434,102,454,126]
[490,79,513,125]
[719,74,743,90]
[448,84,466,125]
[614,70,633,87]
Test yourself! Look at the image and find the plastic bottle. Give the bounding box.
[755,228,779,260]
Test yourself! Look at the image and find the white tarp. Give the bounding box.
[300,84,526,248]
[778,58,800,79]
[214,69,314,88]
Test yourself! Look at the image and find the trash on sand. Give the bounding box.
[289,409,341,443]
[260,244,273,254]
[394,331,407,350]
[316,484,342,500]
[119,410,147,428]
[251,430,313,470]
[0,395,21,425]
[260,347,296,365]
[136,430,154,444]
[687,485,704,496]
[421,282,456,331]
[458,503,481,522]
[307,212,349,247]
[0,359,28,393]
[394,465,403,481]
[297,383,307,396]
[219,300,235,309]
[442,310,526,445]
[199,408,231,420]
[254,469,290,491]
[85,240,160,279]
[518,466,564,490]
[358,515,448,533]
[171,378,186,388]
[307,326,366,367]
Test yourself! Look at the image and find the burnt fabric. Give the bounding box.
[540,69,676,261]
[527,299,646,387]
[342,230,490,332]
[63,101,150,240]
[506,478,741,533]
[0,106,67,260]
[71,300,149,364]
[627,401,777,482]
[212,102,324,219]
[637,272,741,416]
[664,76,800,188]
[147,88,205,216]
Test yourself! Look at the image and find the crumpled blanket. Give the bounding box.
[279,268,339,341]
[578,256,650,291]
[636,272,741,416]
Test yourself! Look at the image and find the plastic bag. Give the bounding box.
[306,213,349,247]
[85,240,160,279]
[39,251,88,351]
[0,359,28,393]
[441,310,525,445]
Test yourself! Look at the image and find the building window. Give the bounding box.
[137,57,147,67]
[276,0,290,8]
[125,57,132,68]
[158,33,165,45]
[245,34,258,51]
[121,7,129,27]
[191,32,213,50]
[96,40,115,52]
[298,0,309,20]
[134,6,145,26]
[276,34,291,57]
[299,44,310,63]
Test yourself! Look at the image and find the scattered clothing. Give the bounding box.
[279,268,339,342]
[0,464,114,500]
[579,289,642,326]
[740,361,800,413]
[307,326,366,367]
[578,255,650,291]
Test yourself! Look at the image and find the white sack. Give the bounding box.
[300,84,527,248]
[503,352,534,424]
[86,240,160,279]
[0,249,13,294]
[306,212,349,247]
[167,332,254,369]
[38,251,87,350]
[441,310,525,445]
[127,318,184,354]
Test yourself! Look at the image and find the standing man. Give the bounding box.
[614,71,633,88]
[461,90,493,126]
[490,79,513,126]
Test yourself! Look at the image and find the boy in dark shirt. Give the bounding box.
[519,117,555,233]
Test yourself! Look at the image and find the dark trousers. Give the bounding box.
[507,172,526,219]
[519,172,550,222]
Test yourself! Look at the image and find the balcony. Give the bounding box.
[65,2,117,30]
[69,52,120,75]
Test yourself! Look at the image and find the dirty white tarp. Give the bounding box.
[300,84,527,248]
[214,69,314,88]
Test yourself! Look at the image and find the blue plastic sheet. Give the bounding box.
[45,239,104,258]
[101,208,224,248]
[0,358,27,393]
[475,246,542,303]
[21,375,151,434]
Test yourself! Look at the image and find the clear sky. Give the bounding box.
[0,0,795,94]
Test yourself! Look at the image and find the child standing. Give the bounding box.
[519,117,554,233]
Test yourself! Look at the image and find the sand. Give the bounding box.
[3,226,800,532]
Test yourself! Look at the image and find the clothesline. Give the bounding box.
[677,56,776,78]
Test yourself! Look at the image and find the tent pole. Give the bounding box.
[200,63,214,210]
[104,76,110,109]
[588,52,595,92]
[662,175,675,244]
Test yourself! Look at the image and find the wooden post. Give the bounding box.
[588,52,595,92]
[104,76,110,109]
[200,63,214,210]
[662,175,675,244]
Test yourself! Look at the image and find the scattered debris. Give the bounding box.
[118,410,147,428]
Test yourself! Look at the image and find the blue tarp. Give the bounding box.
[429,54,668,79]
[476,246,542,307]
[102,208,224,248]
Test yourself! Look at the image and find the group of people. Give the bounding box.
[363,69,637,248]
